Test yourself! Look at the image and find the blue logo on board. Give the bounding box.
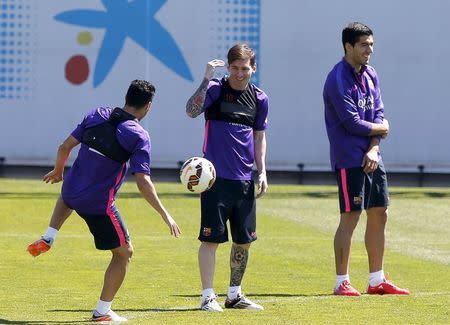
[55,0,193,87]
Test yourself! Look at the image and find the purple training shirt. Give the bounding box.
[323,58,384,170]
[61,107,151,215]
[202,78,269,180]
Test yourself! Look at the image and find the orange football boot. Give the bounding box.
[27,238,52,257]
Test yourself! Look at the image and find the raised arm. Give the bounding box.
[134,172,181,237]
[186,59,225,118]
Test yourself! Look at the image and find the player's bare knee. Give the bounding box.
[200,241,219,251]
[112,245,133,261]
[367,207,388,224]
[126,245,134,260]
[339,211,360,231]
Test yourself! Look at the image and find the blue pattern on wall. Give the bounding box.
[213,0,261,86]
[0,0,32,100]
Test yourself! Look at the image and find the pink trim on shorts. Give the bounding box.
[203,120,210,154]
[340,168,351,213]
[106,165,126,246]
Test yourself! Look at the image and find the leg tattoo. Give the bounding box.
[230,245,249,287]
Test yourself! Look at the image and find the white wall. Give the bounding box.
[0,0,449,172]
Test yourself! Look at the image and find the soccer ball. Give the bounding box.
[180,157,216,193]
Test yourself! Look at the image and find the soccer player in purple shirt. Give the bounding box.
[27,80,181,322]
[324,22,409,296]
[186,43,268,312]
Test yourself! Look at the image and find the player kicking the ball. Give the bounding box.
[323,22,409,296]
[27,80,181,322]
[186,43,269,312]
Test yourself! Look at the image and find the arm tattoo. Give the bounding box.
[186,78,209,118]
[230,245,249,287]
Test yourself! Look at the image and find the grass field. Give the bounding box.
[0,178,449,324]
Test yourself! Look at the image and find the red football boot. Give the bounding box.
[367,280,410,295]
[334,280,361,296]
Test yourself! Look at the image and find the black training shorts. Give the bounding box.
[335,160,389,214]
[199,178,257,244]
[78,207,130,250]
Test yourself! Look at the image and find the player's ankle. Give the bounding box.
[369,270,385,287]
[95,299,112,316]
[227,285,241,300]
[201,288,215,302]
[42,227,58,245]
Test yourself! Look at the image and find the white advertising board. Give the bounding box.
[0,0,448,172]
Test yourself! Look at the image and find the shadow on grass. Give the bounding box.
[48,307,199,313]
[0,191,337,200]
[0,192,195,200]
[1,190,450,200]
[278,192,336,199]
[0,319,88,324]
[119,192,340,199]
[173,292,331,298]
[247,293,332,297]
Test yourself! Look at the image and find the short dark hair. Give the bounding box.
[125,80,156,108]
[342,22,373,54]
[227,43,256,67]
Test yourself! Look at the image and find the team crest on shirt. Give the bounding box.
[353,196,363,205]
[224,93,234,102]
[203,227,212,236]
[367,78,375,89]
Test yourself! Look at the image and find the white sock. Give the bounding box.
[369,270,385,287]
[43,227,58,244]
[202,288,215,301]
[95,299,112,315]
[335,274,350,289]
[227,285,242,300]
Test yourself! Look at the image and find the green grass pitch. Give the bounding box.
[0,179,449,324]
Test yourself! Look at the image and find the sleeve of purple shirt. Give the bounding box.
[254,91,269,131]
[70,112,92,141]
[201,79,222,112]
[118,122,151,175]
[128,135,151,175]
[327,72,373,136]
[368,67,384,142]
[371,68,385,124]
[373,90,384,142]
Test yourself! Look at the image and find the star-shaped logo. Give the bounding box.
[55,0,193,87]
